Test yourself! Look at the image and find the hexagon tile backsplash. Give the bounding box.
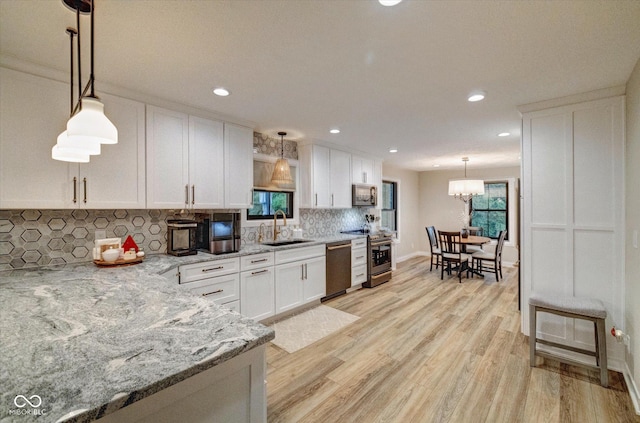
[0,209,170,271]
[0,208,370,271]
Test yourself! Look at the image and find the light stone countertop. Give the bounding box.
[0,234,366,423]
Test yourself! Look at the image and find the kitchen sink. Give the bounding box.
[262,239,312,247]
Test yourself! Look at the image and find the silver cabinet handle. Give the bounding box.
[315,193,318,207]
[185,184,189,206]
[356,273,365,277]
[83,177,87,203]
[72,176,77,203]
[301,264,304,280]
[331,194,334,207]
[251,269,268,276]
[202,289,223,297]
[192,185,195,205]
[355,256,365,259]
[202,266,224,272]
[363,172,367,183]
[251,258,268,264]
[304,263,308,280]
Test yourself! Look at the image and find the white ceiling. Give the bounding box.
[2,0,640,171]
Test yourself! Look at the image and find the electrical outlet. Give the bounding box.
[95,230,106,240]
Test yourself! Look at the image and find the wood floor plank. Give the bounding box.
[265,257,640,422]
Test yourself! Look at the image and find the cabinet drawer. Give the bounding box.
[351,238,367,249]
[221,300,240,313]
[351,248,368,266]
[179,257,239,283]
[183,273,240,305]
[240,252,275,271]
[275,244,325,265]
[352,264,368,286]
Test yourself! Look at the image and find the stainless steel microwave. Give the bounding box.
[352,184,377,207]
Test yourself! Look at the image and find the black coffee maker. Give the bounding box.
[196,212,241,254]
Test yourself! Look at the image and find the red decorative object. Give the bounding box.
[122,235,139,253]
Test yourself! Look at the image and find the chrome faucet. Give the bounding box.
[273,210,287,241]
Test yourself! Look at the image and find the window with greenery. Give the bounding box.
[247,190,293,220]
[381,180,397,231]
[470,181,508,240]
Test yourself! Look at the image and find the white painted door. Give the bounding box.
[330,148,352,208]
[146,105,189,208]
[240,267,275,321]
[0,68,74,208]
[521,96,624,362]
[189,116,224,208]
[275,261,304,314]
[224,123,253,208]
[79,93,146,208]
[303,256,326,302]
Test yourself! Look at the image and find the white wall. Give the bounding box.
[625,56,640,412]
[382,163,422,261]
[418,166,521,265]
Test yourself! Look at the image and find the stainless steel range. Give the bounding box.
[341,229,393,287]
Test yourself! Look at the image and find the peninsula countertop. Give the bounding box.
[0,254,275,423]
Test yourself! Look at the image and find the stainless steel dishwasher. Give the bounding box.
[322,240,352,301]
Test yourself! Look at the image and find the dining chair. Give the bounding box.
[437,230,471,282]
[425,226,441,271]
[471,230,507,281]
[465,226,484,254]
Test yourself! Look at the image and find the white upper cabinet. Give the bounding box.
[79,93,146,208]
[0,68,145,209]
[330,149,352,208]
[299,144,352,209]
[147,107,245,209]
[351,155,374,184]
[146,106,190,208]
[190,116,224,208]
[224,123,254,209]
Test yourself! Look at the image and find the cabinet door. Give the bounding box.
[330,149,352,208]
[146,105,189,208]
[275,261,304,314]
[352,156,374,184]
[80,93,146,208]
[312,145,331,207]
[224,123,253,208]
[0,68,74,208]
[190,116,224,208]
[240,267,275,321]
[303,256,326,302]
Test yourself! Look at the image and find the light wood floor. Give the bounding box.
[266,257,640,423]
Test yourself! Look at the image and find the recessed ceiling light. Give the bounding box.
[467,91,486,102]
[498,132,510,137]
[433,164,440,168]
[330,129,340,134]
[389,148,398,153]
[213,87,230,97]
[379,0,402,6]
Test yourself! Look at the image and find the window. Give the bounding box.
[381,180,397,231]
[470,181,508,240]
[247,190,294,220]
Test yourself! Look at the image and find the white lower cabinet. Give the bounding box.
[274,245,326,314]
[179,258,240,309]
[351,238,368,287]
[240,266,275,321]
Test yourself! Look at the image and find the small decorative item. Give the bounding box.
[459,210,471,238]
[122,235,139,253]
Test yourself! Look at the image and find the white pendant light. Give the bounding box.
[448,157,484,203]
[51,143,90,163]
[271,132,294,186]
[66,97,117,145]
[52,0,117,163]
